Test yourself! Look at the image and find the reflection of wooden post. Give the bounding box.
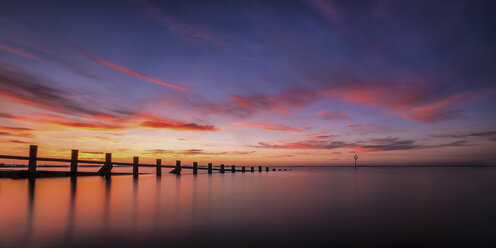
[156,159,162,176]
[242,166,246,172]
[193,162,198,174]
[231,165,235,173]
[250,167,254,172]
[98,153,113,176]
[220,164,225,173]
[258,166,262,172]
[266,167,269,172]
[133,157,139,177]
[208,163,212,174]
[28,145,37,175]
[70,149,78,176]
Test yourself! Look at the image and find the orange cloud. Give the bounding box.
[138,114,216,131]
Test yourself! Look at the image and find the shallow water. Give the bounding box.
[1,167,495,247]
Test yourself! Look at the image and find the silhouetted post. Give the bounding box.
[242,166,246,172]
[70,149,78,176]
[354,155,358,168]
[250,166,254,172]
[231,165,236,173]
[258,166,262,172]
[208,163,212,174]
[176,160,181,175]
[272,168,276,171]
[266,167,269,172]
[193,162,198,174]
[97,153,113,176]
[220,164,225,173]
[28,145,37,175]
[133,156,139,177]
[156,159,162,176]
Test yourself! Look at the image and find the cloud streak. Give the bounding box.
[0,43,39,59]
[71,43,189,91]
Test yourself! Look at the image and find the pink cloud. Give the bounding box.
[317,110,350,120]
[347,124,376,129]
[70,43,189,91]
[0,43,39,59]
[237,121,299,132]
[402,93,473,123]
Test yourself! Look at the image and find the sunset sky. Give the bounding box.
[0,0,495,166]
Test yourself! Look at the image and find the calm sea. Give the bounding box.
[1,167,495,247]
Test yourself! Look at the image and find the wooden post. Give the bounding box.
[266,167,269,172]
[250,166,254,172]
[208,163,212,174]
[176,160,181,175]
[97,153,113,176]
[193,162,198,174]
[220,164,225,173]
[272,168,276,171]
[28,145,37,175]
[169,160,181,174]
[231,165,235,173]
[242,166,246,172]
[258,166,262,172]
[70,149,78,176]
[133,156,139,177]
[156,159,162,176]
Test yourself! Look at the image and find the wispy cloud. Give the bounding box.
[0,43,39,59]
[252,136,470,152]
[71,43,189,91]
[236,121,299,132]
[347,124,376,129]
[402,93,473,123]
[134,1,226,47]
[433,131,496,140]
[145,149,254,156]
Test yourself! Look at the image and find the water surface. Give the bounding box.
[1,167,495,247]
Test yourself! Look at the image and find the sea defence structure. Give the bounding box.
[0,145,277,179]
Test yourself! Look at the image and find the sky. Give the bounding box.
[0,0,495,166]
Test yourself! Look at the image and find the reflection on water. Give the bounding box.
[1,167,496,247]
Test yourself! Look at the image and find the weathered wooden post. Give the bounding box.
[133,156,139,177]
[70,149,78,176]
[28,145,37,175]
[220,164,225,173]
[242,166,246,172]
[171,160,181,175]
[208,163,212,174]
[97,153,113,176]
[266,167,269,172]
[156,159,162,176]
[258,166,262,172]
[250,166,254,172]
[193,162,198,174]
[231,165,236,173]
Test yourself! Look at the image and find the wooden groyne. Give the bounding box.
[0,145,277,179]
